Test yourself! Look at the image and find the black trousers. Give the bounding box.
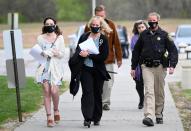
[80,66,104,122]
[135,78,144,104]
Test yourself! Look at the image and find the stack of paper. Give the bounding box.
[29,44,46,64]
[79,38,99,54]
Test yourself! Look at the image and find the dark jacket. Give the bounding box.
[84,18,122,64]
[131,27,178,70]
[69,32,110,96]
[68,49,84,96]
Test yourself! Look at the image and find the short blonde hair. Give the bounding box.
[148,12,160,20]
[87,16,112,33]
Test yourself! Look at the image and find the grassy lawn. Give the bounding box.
[0,75,68,127]
[169,82,191,131]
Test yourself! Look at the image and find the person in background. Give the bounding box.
[85,5,123,111]
[131,12,178,126]
[35,17,65,127]
[117,24,129,58]
[74,16,111,128]
[131,20,148,109]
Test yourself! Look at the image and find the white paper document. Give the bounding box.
[29,44,46,64]
[79,38,99,54]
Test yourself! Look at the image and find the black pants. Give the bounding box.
[135,78,144,104]
[80,66,104,122]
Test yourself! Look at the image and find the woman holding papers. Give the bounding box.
[35,17,64,127]
[75,16,111,127]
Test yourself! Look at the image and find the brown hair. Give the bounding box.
[94,5,105,13]
[132,20,148,35]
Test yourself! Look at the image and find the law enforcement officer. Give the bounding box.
[130,12,178,126]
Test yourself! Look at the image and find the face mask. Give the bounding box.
[90,26,100,34]
[148,21,158,29]
[44,25,56,33]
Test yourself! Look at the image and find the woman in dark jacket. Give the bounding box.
[131,20,148,109]
[74,16,112,128]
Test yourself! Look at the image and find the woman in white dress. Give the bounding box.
[36,17,65,127]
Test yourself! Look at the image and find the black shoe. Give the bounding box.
[84,120,91,128]
[156,117,163,124]
[142,117,154,126]
[138,102,143,109]
[94,121,100,126]
[103,104,110,110]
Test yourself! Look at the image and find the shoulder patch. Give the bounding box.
[167,34,173,42]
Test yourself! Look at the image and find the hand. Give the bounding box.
[130,70,136,78]
[169,67,174,75]
[79,50,89,57]
[40,52,45,57]
[117,61,122,68]
[52,48,60,56]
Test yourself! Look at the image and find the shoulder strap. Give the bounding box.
[51,36,58,48]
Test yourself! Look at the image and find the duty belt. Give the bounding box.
[143,59,161,67]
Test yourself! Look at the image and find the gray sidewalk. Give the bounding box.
[0,49,184,131]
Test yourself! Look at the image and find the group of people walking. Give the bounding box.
[33,4,178,128]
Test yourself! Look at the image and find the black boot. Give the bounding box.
[84,120,91,128]
[138,101,143,109]
[94,121,100,126]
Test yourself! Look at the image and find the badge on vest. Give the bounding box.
[157,37,161,41]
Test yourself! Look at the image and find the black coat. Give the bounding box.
[68,49,84,96]
[69,32,110,96]
[131,27,178,70]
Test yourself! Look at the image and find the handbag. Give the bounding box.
[35,64,45,84]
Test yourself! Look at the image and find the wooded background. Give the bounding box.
[0,0,190,23]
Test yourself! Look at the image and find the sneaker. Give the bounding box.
[142,117,154,126]
[156,117,163,124]
[103,104,110,110]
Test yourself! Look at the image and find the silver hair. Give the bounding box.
[148,12,160,20]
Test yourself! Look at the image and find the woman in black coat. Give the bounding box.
[74,16,112,128]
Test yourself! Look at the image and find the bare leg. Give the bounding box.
[42,81,52,120]
[51,84,60,115]
[51,84,60,123]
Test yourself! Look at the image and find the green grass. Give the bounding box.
[181,89,191,101]
[0,75,68,125]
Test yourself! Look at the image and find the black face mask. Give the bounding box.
[90,26,100,34]
[44,25,56,33]
[148,21,158,29]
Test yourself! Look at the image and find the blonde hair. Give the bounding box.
[148,12,160,20]
[87,16,112,34]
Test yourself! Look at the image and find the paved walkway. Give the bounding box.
[0,49,184,131]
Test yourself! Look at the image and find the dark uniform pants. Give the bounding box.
[80,66,104,122]
[141,64,167,119]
